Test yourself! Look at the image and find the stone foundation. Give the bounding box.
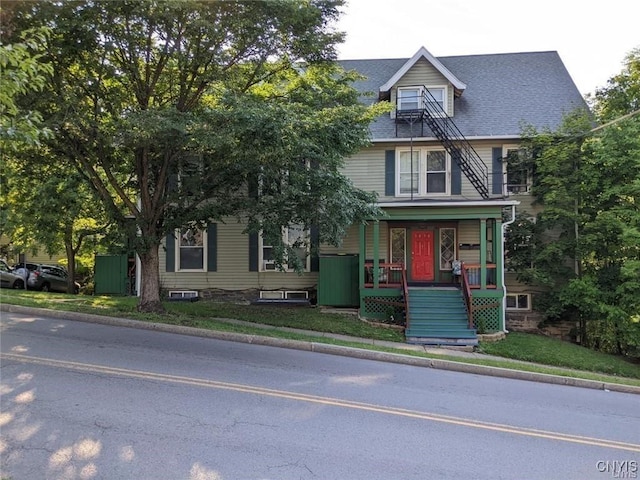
[506,311,578,341]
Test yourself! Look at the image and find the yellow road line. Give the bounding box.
[3,352,639,453]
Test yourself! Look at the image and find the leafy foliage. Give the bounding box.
[7,0,384,311]
[0,148,111,292]
[0,26,52,149]
[517,48,640,356]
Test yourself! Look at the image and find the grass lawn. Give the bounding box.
[2,290,639,385]
[479,332,640,379]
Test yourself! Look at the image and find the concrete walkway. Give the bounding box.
[2,303,638,395]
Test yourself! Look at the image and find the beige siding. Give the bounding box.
[160,219,317,292]
[22,251,66,265]
[505,272,532,292]
[341,146,387,197]
[0,236,66,265]
[457,220,480,264]
[390,58,454,117]
[320,224,359,255]
[343,142,509,202]
[320,222,389,259]
[465,144,494,198]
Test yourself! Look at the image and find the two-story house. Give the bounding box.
[158,46,588,345]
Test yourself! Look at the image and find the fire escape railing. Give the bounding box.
[395,87,490,199]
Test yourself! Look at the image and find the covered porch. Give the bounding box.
[358,201,516,337]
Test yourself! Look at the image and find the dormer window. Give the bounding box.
[398,87,421,111]
[396,86,447,115]
[425,87,445,113]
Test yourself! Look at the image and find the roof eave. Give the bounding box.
[379,46,467,93]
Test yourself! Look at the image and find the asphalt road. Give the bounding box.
[1,311,639,480]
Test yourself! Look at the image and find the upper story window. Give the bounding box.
[504,146,531,194]
[397,87,421,111]
[260,224,310,272]
[397,147,450,196]
[177,154,204,197]
[259,159,311,197]
[177,226,206,271]
[396,86,447,115]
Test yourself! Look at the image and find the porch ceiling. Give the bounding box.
[378,202,515,220]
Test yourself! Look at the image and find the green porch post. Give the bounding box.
[359,223,366,290]
[495,218,504,330]
[495,219,503,288]
[373,221,380,288]
[480,218,487,288]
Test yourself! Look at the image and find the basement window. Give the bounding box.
[506,293,530,311]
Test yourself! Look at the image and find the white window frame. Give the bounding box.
[259,225,310,273]
[503,145,531,194]
[175,226,207,272]
[397,87,422,111]
[439,227,456,270]
[396,147,451,197]
[396,85,448,116]
[506,293,531,311]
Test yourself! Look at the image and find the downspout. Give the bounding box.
[135,199,142,297]
[501,204,516,333]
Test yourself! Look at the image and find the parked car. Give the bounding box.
[0,259,26,289]
[26,264,80,294]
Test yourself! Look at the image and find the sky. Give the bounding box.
[335,0,640,97]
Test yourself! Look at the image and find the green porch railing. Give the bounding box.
[363,262,404,288]
[462,263,497,289]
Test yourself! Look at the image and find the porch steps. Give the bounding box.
[405,287,477,346]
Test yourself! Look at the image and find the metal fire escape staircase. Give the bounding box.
[395,88,490,199]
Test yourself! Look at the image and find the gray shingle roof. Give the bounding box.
[339,51,589,140]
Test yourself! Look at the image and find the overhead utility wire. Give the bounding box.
[589,108,640,133]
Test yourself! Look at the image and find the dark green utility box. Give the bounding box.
[95,254,129,295]
[318,254,359,307]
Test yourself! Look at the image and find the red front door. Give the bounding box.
[411,230,434,281]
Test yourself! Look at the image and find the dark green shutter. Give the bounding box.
[249,231,259,271]
[165,232,175,272]
[492,147,504,195]
[451,152,462,195]
[385,150,395,196]
[310,226,319,272]
[207,224,217,272]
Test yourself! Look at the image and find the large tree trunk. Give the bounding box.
[137,243,164,313]
[64,227,77,294]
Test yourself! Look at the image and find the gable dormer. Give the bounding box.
[379,47,466,119]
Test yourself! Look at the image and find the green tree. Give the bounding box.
[1,150,110,293]
[517,48,640,356]
[10,0,384,312]
[0,23,52,149]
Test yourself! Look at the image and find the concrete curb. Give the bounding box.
[2,303,639,395]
